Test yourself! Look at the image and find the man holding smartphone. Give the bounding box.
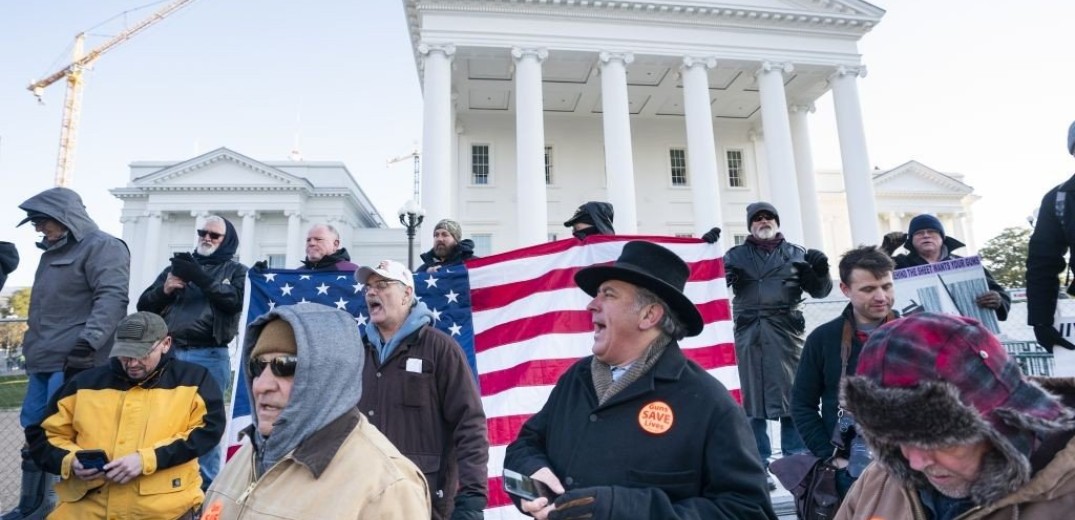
[504,241,776,520]
[26,312,225,520]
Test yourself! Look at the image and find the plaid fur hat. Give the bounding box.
[842,312,1074,504]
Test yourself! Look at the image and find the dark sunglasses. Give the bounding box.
[751,213,776,223]
[196,229,224,240]
[248,356,298,378]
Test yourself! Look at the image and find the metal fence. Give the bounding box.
[0,300,1062,512]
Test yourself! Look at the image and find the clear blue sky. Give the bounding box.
[2,0,1073,289]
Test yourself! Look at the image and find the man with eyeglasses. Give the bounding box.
[723,201,832,490]
[205,304,430,519]
[26,312,225,520]
[4,187,129,520]
[137,214,248,490]
[356,260,489,520]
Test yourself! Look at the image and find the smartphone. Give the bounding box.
[502,469,556,502]
[75,449,109,472]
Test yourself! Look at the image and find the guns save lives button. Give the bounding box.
[638,401,674,434]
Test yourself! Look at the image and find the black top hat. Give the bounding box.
[574,241,704,337]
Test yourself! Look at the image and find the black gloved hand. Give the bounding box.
[64,339,95,381]
[701,227,722,244]
[252,260,269,271]
[549,487,613,520]
[171,254,212,287]
[1034,324,1075,354]
[881,231,908,256]
[793,261,822,289]
[803,249,829,277]
[449,493,486,520]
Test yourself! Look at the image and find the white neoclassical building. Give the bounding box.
[110,147,407,308]
[404,0,889,252]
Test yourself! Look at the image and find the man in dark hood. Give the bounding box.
[563,201,615,240]
[0,241,18,292]
[3,187,129,520]
[417,218,477,272]
[838,312,1075,519]
[137,214,248,490]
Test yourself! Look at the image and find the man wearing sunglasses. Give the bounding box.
[356,260,489,520]
[26,312,225,520]
[137,214,248,490]
[205,304,430,519]
[5,187,130,520]
[723,201,832,490]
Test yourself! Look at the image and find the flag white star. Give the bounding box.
[336,275,349,280]
[335,297,348,309]
[299,274,311,280]
[424,275,438,289]
[448,322,462,336]
[316,283,330,295]
[264,273,277,282]
[280,283,293,296]
[445,289,459,304]
[431,308,442,322]
[355,313,368,326]
[299,297,309,304]
[268,301,277,310]
[353,282,364,294]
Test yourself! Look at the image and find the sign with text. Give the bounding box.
[893,256,1000,334]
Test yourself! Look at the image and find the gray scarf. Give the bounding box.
[591,336,669,405]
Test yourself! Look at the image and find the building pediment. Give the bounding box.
[124,147,313,192]
[873,160,974,197]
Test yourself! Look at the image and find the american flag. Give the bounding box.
[226,235,736,519]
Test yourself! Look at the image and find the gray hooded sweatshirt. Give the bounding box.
[243,304,365,476]
[20,188,130,372]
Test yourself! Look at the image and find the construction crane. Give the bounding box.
[27,0,198,187]
[387,145,421,202]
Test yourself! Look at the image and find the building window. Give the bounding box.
[733,234,749,246]
[726,149,744,188]
[268,254,287,268]
[471,144,490,185]
[669,148,688,186]
[547,233,558,242]
[471,234,492,256]
[544,146,554,185]
[674,233,693,238]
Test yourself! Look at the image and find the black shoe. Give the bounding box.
[767,473,777,491]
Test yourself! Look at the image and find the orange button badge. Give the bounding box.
[638,401,674,435]
[202,500,223,520]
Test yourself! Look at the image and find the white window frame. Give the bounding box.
[544,145,554,186]
[669,147,689,187]
[470,143,492,186]
[725,149,747,189]
[471,233,493,256]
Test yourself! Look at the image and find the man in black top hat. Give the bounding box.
[504,241,776,520]
[563,201,615,240]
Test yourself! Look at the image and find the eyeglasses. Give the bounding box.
[364,280,401,291]
[197,229,224,240]
[248,355,298,378]
[751,214,776,223]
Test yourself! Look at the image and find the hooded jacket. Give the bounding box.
[417,238,476,272]
[137,218,247,347]
[20,188,130,372]
[1027,173,1075,327]
[0,241,18,292]
[892,235,1011,321]
[204,304,430,519]
[26,352,225,520]
[564,201,615,238]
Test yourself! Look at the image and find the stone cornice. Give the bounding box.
[873,160,974,195]
[131,148,313,189]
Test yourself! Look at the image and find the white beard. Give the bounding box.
[754,226,778,240]
[196,243,219,256]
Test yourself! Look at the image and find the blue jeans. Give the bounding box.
[20,372,65,429]
[173,346,231,489]
[750,416,808,466]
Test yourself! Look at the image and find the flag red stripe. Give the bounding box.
[479,343,737,397]
[475,311,594,353]
[466,234,706,270]
[487,479,514,508]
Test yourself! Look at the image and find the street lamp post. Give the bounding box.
[398,199,425,270]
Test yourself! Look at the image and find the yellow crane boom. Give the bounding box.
[27,0,198,187]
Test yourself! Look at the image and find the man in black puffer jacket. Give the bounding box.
[137,214,247,490]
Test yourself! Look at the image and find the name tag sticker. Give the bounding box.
[406,358,423,373]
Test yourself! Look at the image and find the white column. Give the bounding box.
[285,211,303,267]
[238,210,258,265]
[512,47,549,248]
[121,215,141,312]
[755,61,804,244]
[886,211,902,233]
[418,43,456,252]
[749,130,770,203]
[830,65,880,246]
[141,210,162,294]
[599,51,638,234]
[681,56,723,239]
[789,104,824,249]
